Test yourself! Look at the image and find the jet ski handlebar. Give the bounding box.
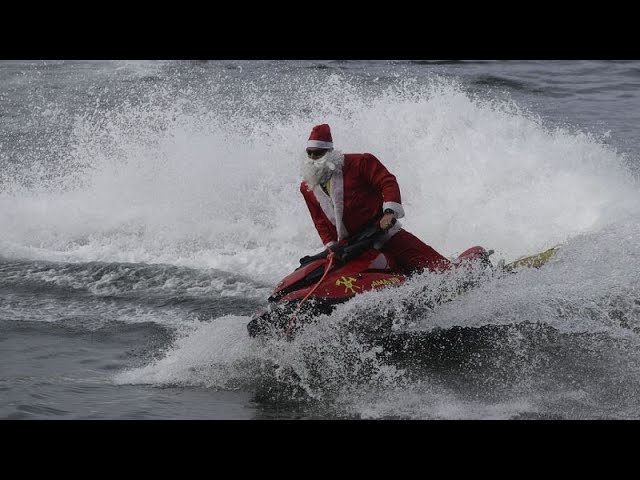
[298,217,396,266]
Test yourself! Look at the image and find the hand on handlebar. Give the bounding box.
[327,241,345,258]
[379,213,397,231]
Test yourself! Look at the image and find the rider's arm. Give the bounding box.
[358,153,405,219]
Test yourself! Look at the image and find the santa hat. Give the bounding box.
[307,124,334,149]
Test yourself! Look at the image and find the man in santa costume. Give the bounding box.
[300,123,452,274]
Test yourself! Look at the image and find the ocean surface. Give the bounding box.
[1,60,640,420]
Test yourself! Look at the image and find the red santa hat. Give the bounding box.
[307,124,334,149]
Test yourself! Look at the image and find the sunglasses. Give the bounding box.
[306,148,328,158]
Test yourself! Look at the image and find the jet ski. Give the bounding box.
[247,219,519,340]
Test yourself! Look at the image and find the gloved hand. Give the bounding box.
[299,242,344,265]
[327,242,345,258]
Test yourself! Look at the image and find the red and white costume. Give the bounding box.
[301,152,404,247]
[301,124,452,274]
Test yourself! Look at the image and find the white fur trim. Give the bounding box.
[307,140,333,149]
[310,153,349,241]
[383,201,405,219]
[330,167,349,240]
[313,184,336,225]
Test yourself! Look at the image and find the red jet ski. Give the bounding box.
[247,220,493,339]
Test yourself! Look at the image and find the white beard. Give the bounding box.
[301,150,344,190]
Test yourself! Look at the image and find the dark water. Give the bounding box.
[2,60,640,419]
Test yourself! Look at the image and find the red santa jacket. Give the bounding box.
[300,152,406,247]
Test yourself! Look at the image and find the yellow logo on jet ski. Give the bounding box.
[371,277,402,288]
[336,276,361,294]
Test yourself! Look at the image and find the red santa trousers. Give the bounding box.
[381,229,452,274]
